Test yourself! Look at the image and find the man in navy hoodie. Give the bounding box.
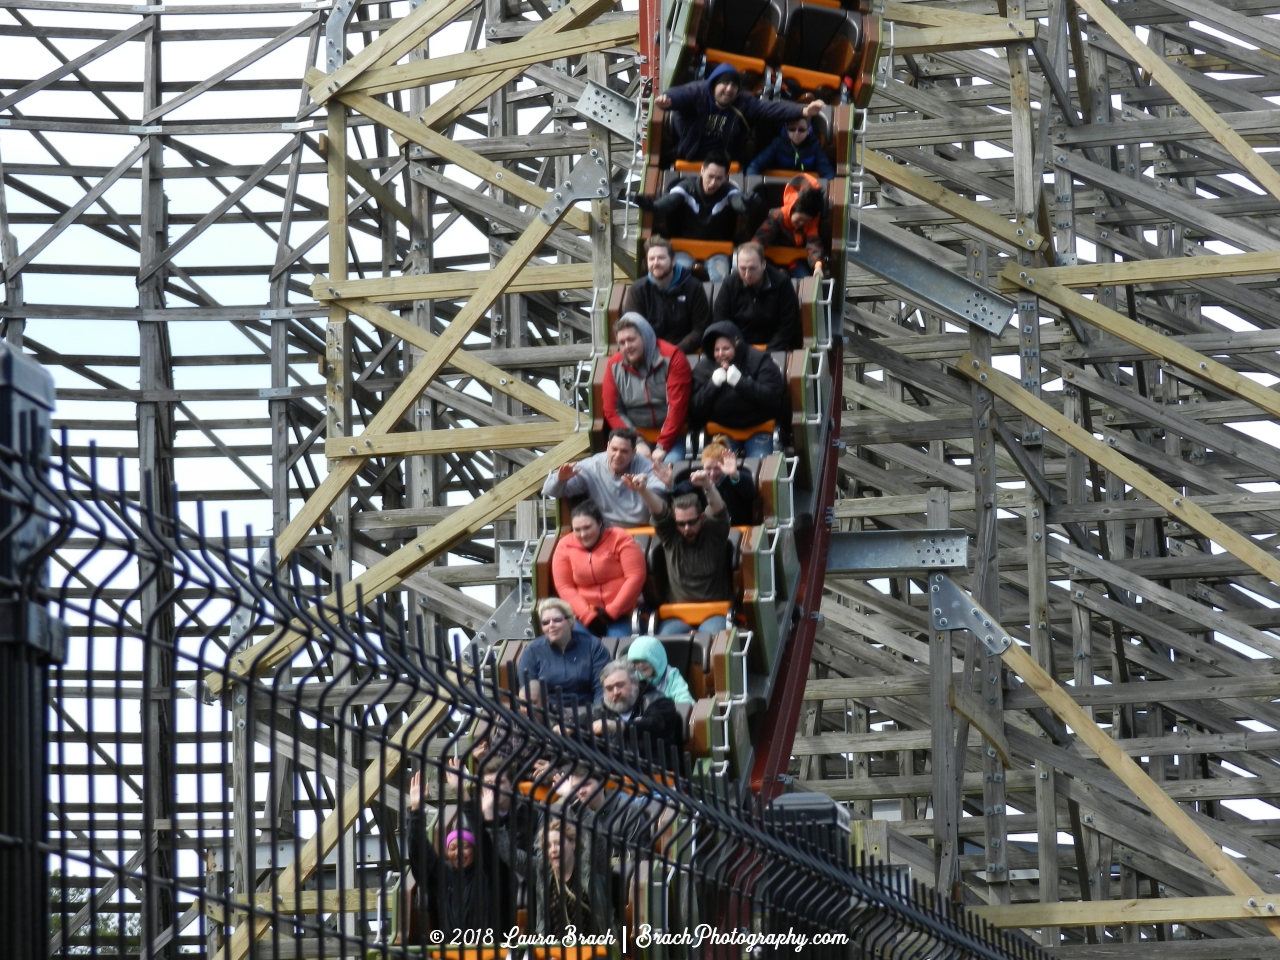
[656,63,825,164]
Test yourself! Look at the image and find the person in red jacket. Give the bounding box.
[602,313,692,464]
[752,173,827,278]
[552,501,647,638]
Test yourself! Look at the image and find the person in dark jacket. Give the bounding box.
[635,153,742,281]
[518,598,611,710]
[753,173,828,277]
[622,236,710,352]
[746,116,835,179]
[656,62,825,164]
[591,659,686,755]
[674,437,759,526]
[691,320,786,458]
[712,242,800,352]
[405,770,513,938]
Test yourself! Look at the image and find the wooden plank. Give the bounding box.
[1005,272,1280,430]
[307,0,474,105]
[973,895,1280,928]
[322,421,571,459]
[803,675,933,700]
[833,490,1026,518]
[998,251,1280,291]
[349,19,638,94]
[1003,675,1280,709]
[211,432,590,691]
[412,0,616,132]
[310,263,623,302]
[226,695,450,960]
[338,297,576,423]
[318,80,592,234]
[1071,0,1280,204]
[999,639,1280,936]
[893,20,1038,55]
[860,146,1046,253]
[798,770,1038,800]
[959,352,1280,586]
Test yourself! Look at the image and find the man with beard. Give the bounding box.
[590,659,685,756]
[621,236,709,352]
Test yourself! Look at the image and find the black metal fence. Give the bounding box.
[1,427,1049,956]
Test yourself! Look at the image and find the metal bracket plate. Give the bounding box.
[472,582,537,651]
[496,539,536,580]
[826,528,968,577]
[539,150,611,224]
[847,223,1016,335]
[574,80,639,142]
[928,573,1012,656]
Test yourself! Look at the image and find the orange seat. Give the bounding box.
[780,63,843,93]
[428,950,505,960]
[517,781,556,802]
[706,419,776,442]
[636,426,662,445]
[657,600,731,624]
[763,246,810,266]
[669,237,734,260]
[533,948,611,960]
[704,48,767,75]
[673,159,741,174]
[624,525,656,538]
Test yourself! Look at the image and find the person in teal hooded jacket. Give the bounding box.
[626,635,695,705]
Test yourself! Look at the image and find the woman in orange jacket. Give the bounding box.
[552,500,647,638]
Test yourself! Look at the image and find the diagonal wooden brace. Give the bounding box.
[928,572,1280,938]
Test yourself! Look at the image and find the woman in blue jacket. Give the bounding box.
[518,598,611,710]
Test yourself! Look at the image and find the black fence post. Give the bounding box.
[0,342,60,959]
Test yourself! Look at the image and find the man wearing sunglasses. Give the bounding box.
[622,469,730,635]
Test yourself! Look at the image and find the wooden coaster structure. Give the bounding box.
[12,0,1280,955]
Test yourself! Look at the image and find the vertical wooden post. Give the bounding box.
[928,487,960,894]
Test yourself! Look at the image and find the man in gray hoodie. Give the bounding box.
[542,427,668,528]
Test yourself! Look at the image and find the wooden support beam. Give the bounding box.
[859,146,1047,253]
[998,251,1280,291]
[973,895,1280,928]
[310,262,624,303]
[323,421,572,459]
[225,695,450,960]
[307,0,475,105]
[349,19,638,94]
[268,200,574,573]
[1071,0,1280,204]
[893,20,1038,56]
[210,432,590,692]
[309,78,593,234]
[411,0,617,132]
[1000,635,1280,936]
[958,352,1280,587]
[338,297,576,423]
[315,136,410,229]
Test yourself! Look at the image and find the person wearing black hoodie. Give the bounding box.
[622,235,710,352]
[656,62,825,164]
[712,242,801,352]
[689,320,787,459]
[634,152,742,281]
